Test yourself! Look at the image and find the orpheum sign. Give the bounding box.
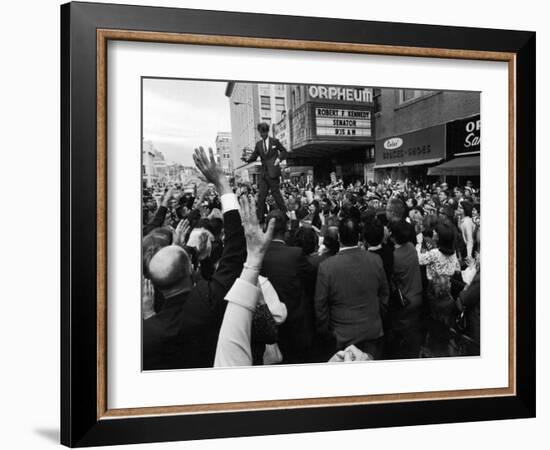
[375,124,446,166]
[446,114,481,156]
[308,85,373,103]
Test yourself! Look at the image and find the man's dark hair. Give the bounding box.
[360,208,377,225]
[265,209,288,237]
[387,198,407,222]
[390,220,412,245]
[363,218,384,247]
[294,227,318,255]
[257,122,270,132]
[338,217,360,247]
[323,226,340,255]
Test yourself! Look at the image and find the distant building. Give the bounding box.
[142,140,156,186]
[142,139,169,186]
[225,82,288,184]
[215,132,233,176]
[152,151,167,182]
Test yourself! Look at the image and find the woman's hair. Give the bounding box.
[461,200,473,217]
[422,214,439,238]
[435,221,456,256]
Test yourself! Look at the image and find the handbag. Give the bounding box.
[390,275,410,309]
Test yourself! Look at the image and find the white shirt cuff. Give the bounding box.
[220,193,239,213]
[225,278,261,312]
[258,276,288,324]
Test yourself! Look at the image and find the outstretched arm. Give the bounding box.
[214,196,276,367]
[244,144,259,164]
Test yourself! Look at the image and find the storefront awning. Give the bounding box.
[375,158,442,169]
[427,155,480,176]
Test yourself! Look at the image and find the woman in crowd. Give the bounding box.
[416,221,461,327]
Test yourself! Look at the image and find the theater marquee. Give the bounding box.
[314,107,372,137]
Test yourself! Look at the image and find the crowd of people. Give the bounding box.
[142,147,481,370]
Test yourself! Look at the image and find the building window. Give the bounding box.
[275,96,285,111]
[398,89,433,105]
[260,95,271,116]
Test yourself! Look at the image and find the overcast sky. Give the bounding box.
[143,78,231,166]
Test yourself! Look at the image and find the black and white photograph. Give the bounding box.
[141,79,481,371]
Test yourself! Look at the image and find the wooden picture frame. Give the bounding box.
[61,1,535,446]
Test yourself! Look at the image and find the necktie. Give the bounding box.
[263,139,268,154]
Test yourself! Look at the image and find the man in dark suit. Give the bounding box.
[142,147,246,370]
[315,217,389,359]
[260,210,316,364]
[243,122,288,222]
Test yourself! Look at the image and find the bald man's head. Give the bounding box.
[148,245,193,290]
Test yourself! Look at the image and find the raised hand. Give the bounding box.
[173,219,190,247]
[193,147,230,195]
[239,194,275,267]
[142,277,155,320]
[328,345,372,363]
